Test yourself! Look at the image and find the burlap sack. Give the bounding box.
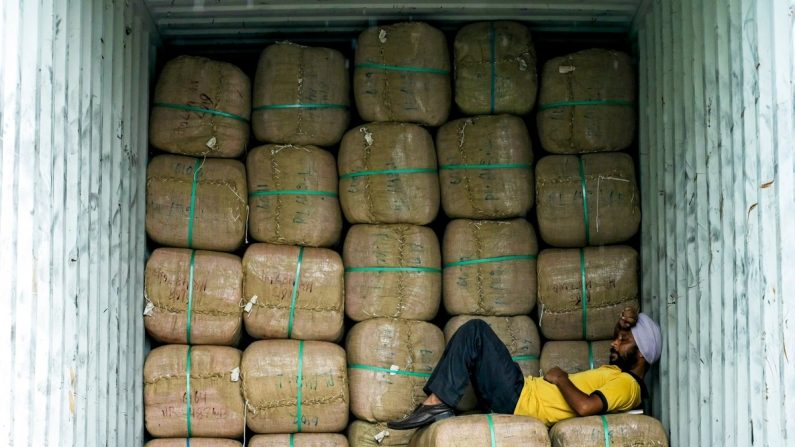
[537,49,635,154]
[444,316,541,411]
[347,420,417,447]
[143,345,244,438]
[249,434,349,447]
[339,123,439,225]
[537,245,639,340]
[252,43,350,146]
[409,414,550,447]
[242,340,349,433]
[443,218,538,316]
[344,224,441,322]
[535,153,640,247]
[540,341,612,374]
[242,243,343,341]
[354,22,451,126]
[436,115,533,219]
[146,154,247,252]
[550,414,668,447]
[144,248,242,345]
[149,55,250,158]
[454,21,537,115]
[247,144,342,247]
[346,318,445,422]
[145,440,242,447]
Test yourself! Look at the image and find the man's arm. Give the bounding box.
[543,367,605,417]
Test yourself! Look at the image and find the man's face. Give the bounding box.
[609,329,641,371]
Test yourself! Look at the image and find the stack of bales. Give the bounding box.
[343,22,448,447]
[144,55,250,444]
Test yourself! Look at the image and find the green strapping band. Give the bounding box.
[489,22,496,114]
[186,158,202,249]
[345,266,442,274]
[511,355,539,362]
[186,439,191,447]
[356,62,449,75]
[580,248,588,340]
[153,102,250,123]
[445,254,536,268]
[296,340,305,432]
[185,346,193,437]
[249,190,338,198]
[601,415,612,447]
[348,364,432,378]
[290,433,294,447]
[186,250,196,344]
[537,99,634,111]
[578,156,591,245]
[339,167,436,180]
[486,413,497,447]
[438,163,531,171]
[287,247,304,339]
[253,103,348,111]
[588,341,595,369]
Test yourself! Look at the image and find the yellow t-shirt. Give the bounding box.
[513,365,644,426]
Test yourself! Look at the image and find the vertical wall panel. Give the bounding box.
[637,0,795,445]
[0,0,153,446]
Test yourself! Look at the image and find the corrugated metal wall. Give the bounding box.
[636,0,795,446]
[0,0,153,445]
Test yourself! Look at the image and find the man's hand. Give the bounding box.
[544,366,605,416]
[617,307,639,330]
[544,367,568,385]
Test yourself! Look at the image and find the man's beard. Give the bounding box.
[609,347,639,372]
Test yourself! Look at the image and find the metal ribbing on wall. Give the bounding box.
[637,0,794,446]
[0,0,152,445]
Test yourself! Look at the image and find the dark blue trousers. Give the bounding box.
[423,319,525,413]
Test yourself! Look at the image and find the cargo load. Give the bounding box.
[248,433,349,447]
[549,414,668,446]
[347,420,417,447]
[540,341,612,374]
[145,440,242,447]
[409,414,550,447]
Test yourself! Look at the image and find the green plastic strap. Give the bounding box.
[153,102,250,123]
[356,62,449,75]
[339,167,436,180]
[296,340,304,432]
[185,346,193,437]
[438,163,531,171]
[186,158,202,249]
[344,266,442,274]
[249,190,338,198]
[290,433,294,447]
[537,99,634,111]
[253,103,348,111]
[601,415,611,447]
[186,250,196,344]
[186,439,191,447]
[445,254,536,268]
[486,413,497,447]
[348,363,432,378]
[287,247,305,339]
[489,22,496,114]
[511,355,539,362]
[580,248,588,340]
[588,341,595,369]
[578,156,591,245]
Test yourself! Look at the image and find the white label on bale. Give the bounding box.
[143,300,155,316]
[230,367,240,382]
[360,127,374,146]
[389,365,400,375]
[244,295,258,315]
[206,136,217,150]
[374,430,389,443]
[558,65,576,74]
[379,29,388,43]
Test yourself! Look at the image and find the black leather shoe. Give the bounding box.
[387,403,454,430]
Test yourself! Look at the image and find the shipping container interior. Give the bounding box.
[1,0,792,446]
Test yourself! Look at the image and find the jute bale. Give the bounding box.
[454,21,537,115]
[242,340,349,433]
[354,22,451,126]
[535,153,640,247]
[409,414,550,447]
[443,219,538,316]
[550,414,668,447]
[346,318,445,422]
[149,55,250,158]
[249,434,349,447]
[144,248,242,345]
[146,154,247,252]
[436,115,533,219]
[339,123,439,225]
[145,440,241,447]
[537,246,638,340]
[252,43,350,146]
[144,345,244,438]
[537,49,635,154]
[444,316,541,411]
[344,224,441,322]
[242,243,343,341]
[247,144,342,247]
[540,341,612,374]
[347,420,417,447]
